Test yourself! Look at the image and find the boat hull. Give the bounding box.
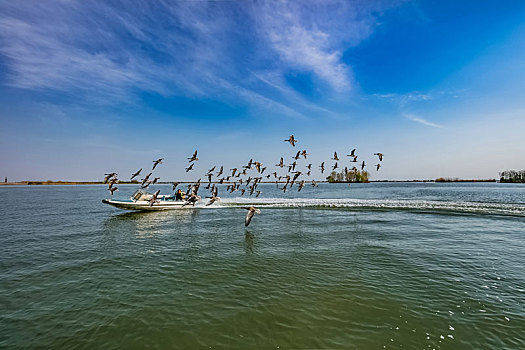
[102,199,194,211]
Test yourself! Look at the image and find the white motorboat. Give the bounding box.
[102,189,196,211]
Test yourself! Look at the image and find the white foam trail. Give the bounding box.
[202,197,525,216]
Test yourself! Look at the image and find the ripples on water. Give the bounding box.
[1,183,524,349]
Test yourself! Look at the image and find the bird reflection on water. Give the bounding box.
[244,230,256,254]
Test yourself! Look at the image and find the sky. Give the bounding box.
[1,0,524,181]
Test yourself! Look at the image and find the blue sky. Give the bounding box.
[1,0,524,181]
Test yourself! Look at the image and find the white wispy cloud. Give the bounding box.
[405,114,445,129]
[0,1,397,117]
[255,1,381,92]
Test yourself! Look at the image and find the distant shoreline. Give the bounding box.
[0,179,504,186]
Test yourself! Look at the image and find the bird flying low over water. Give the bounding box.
[103,173,117,184]
[284,135,297,147]
[206,195,220,206]
[148,190,161,207]
[108,186,118,195]
[142,172,152,183]
[374,153,384,161]
[183,193,201,207]
[152,158,163,170]
[172,182,179,191]
[130,168,142,180]
[243,206,261,227]
[319,162,325,173]
[206,187,220,206]
[188,150,198,162]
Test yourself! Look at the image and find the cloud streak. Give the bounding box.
[405,114,445,129]
[255,1,382,92]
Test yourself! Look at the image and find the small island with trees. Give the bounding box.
[499,170,525,183]
[326,169,370,183]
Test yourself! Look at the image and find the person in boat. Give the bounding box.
[175,189,185,201]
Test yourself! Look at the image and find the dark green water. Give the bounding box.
[1,183,525,349]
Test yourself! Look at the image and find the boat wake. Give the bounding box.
[205,197,525,217]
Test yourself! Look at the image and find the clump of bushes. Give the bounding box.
[327,169,370,183]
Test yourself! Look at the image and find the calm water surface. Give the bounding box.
[1,183,525,349]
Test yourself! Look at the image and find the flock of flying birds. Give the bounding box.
[104,135,384,226]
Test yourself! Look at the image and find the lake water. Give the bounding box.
[1,183,525,349]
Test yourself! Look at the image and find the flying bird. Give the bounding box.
[152,158,163,170]
[361,161,366,170]
[276,157,284,168]
[148,190,161,207]
[243,206,261,227]
[185,163,194,172]
[130,168,142,180]
[172,182,179,191]
[188,150,198,162]
[183,193,201,207]
[103,173,117,184]
[141,172,152,185]
[284,135,297,147]
[206,187,220,206]
[376,164,381,171]
[374,153,384,161]
[347,149,356,157]
[301,150,308,159]
[332,152,339,161]
[206,196,220,206]
[108,186,118,195]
